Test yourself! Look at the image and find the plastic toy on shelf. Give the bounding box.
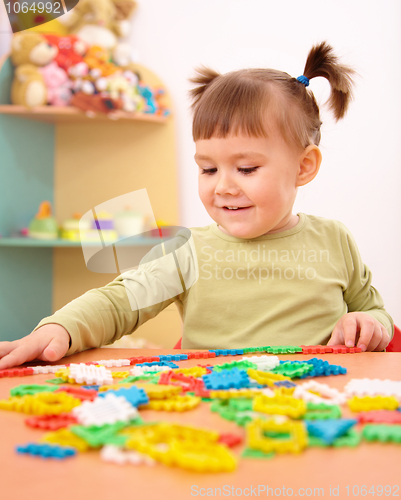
[28,201,59,239]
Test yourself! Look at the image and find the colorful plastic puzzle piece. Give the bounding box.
[203,369,250,390]
[98,386,149,407]
[100,444,156,466]
[266,346,303,354]
[71,420,142,448]
[0,367,35,378]
[143,394,201,411]
[358,410,401,424]
[10,384,58,397]
[344,378,401,400]
[246,417,308,454]
[299,358,347,378]
[253,393,307,418]
[348,395,399,412]
[303,402,342,420]
[25,413,78,431]
[362,424,401,443]
[55,386,98,401]
[241,355,280,371]
[293,380,346,405]
[72,393,138,426]
[272,362,313,379]
[0,392,81,415]
[41,428,90,452]
[16,443,76,459]
[306,419,357,445]
[308,428,361,448]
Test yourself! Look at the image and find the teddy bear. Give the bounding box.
[10,32,58,107]
[11,32,58,67]
[59,0,137,67]
[11,65,47,107]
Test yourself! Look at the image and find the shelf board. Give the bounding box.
[0,105,168,124]
[0,237,161,248]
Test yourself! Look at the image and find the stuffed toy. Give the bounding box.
[11,32,58,67]
[10,32,58,107]
[11,65,47,107]
[43,34,88,72]
[71,91,123,116]
[59,0,137,67]
[39,62,72,106]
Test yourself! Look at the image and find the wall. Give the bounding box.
[0,0,400,328]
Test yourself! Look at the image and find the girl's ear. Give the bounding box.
[296,145,322,187]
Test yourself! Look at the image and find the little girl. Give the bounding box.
[0,42,393,369]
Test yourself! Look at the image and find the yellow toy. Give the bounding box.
[125,422,236,472]
[10,32,57,107]
[247,369,291,386]
[133,383,182,400]
[246,417,308,454]
[143,395,201,412]
[0,392,81,415]
[41,428,90,452]
[348,395,399,412]
[253,393,307,419]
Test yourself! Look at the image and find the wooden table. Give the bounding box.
[0,349,400,500]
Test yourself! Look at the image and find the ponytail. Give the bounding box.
[303,42,355,120]
[189,42,356,147]
[189,66,220,108]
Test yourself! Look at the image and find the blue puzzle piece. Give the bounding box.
[17,443,76,459]
[306,419,357,445]
[203,368,250,390]
[158,354,188,362]
[209,349,244,357]
[298,358,347,378]
[274,380,297,388]
[136,361,179,369]
[98,386,149,407]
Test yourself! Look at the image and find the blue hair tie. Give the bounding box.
[296,75,310,87]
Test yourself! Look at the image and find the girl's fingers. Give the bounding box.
[372,326,390,352]
[327,325,344,346]
[41,336,69,362]
[341,315,359,348]
[356,316,377,351]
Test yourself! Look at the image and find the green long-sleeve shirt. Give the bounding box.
[35,213,393,353]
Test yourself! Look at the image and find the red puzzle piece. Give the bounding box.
[25,413,78,431]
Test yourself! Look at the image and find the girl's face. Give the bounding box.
[195,128,305,239]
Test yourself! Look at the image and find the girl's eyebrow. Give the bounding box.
[194,151,267,161]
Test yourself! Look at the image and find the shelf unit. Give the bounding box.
[0,104,168,123]
[0,55,182,346]
[0,236,163,247]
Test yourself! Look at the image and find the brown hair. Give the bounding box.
[190,42,355,149]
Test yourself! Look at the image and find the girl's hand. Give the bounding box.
[0,324,70,370]
[328,312,390,352]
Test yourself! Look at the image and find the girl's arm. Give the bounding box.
[328,222,393,351]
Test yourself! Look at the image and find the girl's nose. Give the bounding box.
[214,174,240,196]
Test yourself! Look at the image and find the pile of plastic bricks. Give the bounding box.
[0,344,400,472]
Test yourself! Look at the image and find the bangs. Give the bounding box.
[192,71,271,141]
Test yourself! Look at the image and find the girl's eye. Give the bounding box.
[200,168,217,175]
[238,166,259,175]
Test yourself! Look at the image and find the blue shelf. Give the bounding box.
[0,237,162,247]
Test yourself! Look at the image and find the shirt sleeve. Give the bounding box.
[339,222,394,339]
[34,231,198,354]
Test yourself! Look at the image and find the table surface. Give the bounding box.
[0,349,400,500]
